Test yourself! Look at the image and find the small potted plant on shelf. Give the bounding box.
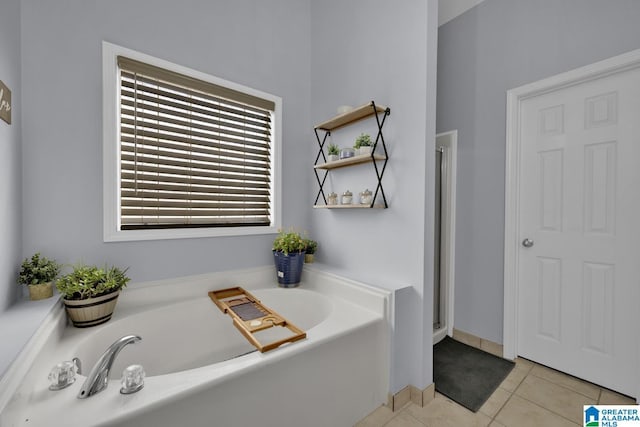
[272,229,307,287]
[354,133,373,156]
[56,263,130,328]
[18,253,61,300]
[303,239,317,264]
[327,143,340,162]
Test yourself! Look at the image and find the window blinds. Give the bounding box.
[118,56,274,230]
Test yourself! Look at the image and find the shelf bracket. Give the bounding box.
[313,129,330,205]
[370,101,390,208]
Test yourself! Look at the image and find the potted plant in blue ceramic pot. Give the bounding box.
[272,229,306,287]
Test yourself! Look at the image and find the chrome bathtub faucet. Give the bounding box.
[77,335,142,399]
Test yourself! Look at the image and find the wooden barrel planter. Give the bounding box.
[63,291,120,328]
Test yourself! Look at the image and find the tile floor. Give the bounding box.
[356,357,636,427]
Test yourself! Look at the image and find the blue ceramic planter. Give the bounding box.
[273,250,305,287]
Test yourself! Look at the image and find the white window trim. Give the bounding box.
[102,41,282,242]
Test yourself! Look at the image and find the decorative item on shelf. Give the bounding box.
[18,252,61,301]
[327,143,340,162]
[354,133,373,156]
[337,105,353,115]
[339,147,355,159]
[56,264,130,328]
[303,239,317,264]
[341,190,353,205]
[359,189,373,205]
[272,228,307,287]
[327,192,338,206]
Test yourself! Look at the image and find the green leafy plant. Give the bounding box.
[303,238,317,255]
[18,253,61,286]
[354,133,372,149]
[272,229,307,255]
[56,264,130,300]
[327,143,340,156]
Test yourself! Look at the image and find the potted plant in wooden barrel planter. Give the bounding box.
[18,253,61,300]
[56,264,130,328]
[272,229,306,287]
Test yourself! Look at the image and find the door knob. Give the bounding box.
[522,238,534,248]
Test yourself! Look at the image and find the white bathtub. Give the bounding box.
[0,266,390,427]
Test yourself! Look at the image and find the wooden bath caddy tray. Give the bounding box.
[208,287,307,353]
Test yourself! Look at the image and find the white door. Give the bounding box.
[517,65,640,396]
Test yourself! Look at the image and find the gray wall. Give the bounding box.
[437,0,640,343]
[20,0,312,282]
[310,0,438,392]
[0,0,22,312]
[6,0,440,394]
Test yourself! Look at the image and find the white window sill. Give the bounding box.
[103,224,279,242]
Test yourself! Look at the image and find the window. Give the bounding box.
[103,42,281,241]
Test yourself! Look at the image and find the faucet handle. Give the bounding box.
[48,360,78,390]
[120,364,145,394]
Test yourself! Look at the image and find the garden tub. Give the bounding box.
[0,266,390,427]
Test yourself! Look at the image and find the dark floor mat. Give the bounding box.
[433,336,515,412]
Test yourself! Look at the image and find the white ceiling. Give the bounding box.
[439,0,486,26]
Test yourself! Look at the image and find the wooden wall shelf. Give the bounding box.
[312,101,391,209]
[314,154,387,170]
[315,102,389,132]
[313,204,386,209]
